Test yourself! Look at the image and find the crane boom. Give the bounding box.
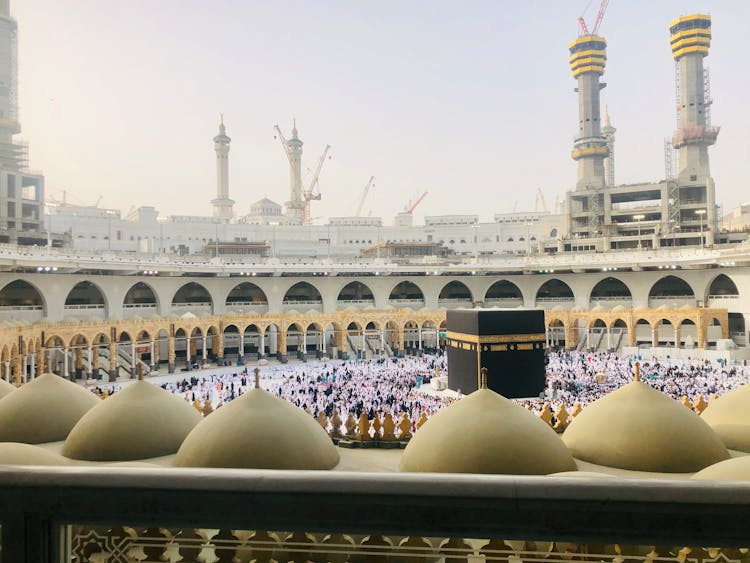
[355,176,375,217]
[578,0,609,36]
[407,191,428,214]
[305,145,331,199]
[592,0,609,35]
[273,125,292,164]
[577,16,589,35]
[536,188,549,213]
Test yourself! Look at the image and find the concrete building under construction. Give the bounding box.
[565,14,719,251]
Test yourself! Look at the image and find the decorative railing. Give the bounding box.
[1,466,749,562]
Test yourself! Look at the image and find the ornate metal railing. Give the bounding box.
[0,466,749,562]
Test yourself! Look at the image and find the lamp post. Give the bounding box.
[695,209,706,249]
[632,214,645,250]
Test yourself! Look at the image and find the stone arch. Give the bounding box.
[634,318,652,346]
[679,318,697,348]
[648,275,695,307]
[286,323,304,354]
[0,279,47,316]
[547,318,565,348]
[421,320,439,350]
[656,318,675,346]
[171,282,213,312]
[403,320,420,350]
[590,318,607,329]
[123,281,159,309]
[263,323,279,356]
[484,280,523,306]
[388,281,425,308]
[242,323,261,356]
[69,333,88,348]
[384,320,401,352]
[44,335,65,376]
[205,325,219,358]
[304,322,325,356]
[173,327,189,365]
[225,282,268,311]
[324,321,344,355]
[535,279,574,304]
[337,281,375,307]
[590,277,632,303]
[438,281,473,307]
[283,282,323,309]
[706,273,739,301]
[154,328,169,368]
[223,324,241,357]
[65,280,108,314]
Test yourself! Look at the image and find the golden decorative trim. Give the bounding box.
[446,331,546,344]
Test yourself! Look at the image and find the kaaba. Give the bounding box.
[446,309,546,398]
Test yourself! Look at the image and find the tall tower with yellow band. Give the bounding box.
[669,14,717,185]
[569,35,608,192]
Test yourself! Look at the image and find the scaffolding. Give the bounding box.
[674,61,681,127]
[663,138,679,181]
[703,67,713,126]
[588,191,603,233]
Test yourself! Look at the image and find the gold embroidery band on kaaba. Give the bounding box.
[445,331,546,344]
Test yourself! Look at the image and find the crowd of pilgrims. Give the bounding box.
[532,350,750,410]
[159,355,453,422]
[98,350,750,422]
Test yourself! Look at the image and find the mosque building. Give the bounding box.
[0,3,749,557]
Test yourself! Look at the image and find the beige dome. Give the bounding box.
[0,378,16,399]
[62,380,202,461]
[0,442,72,465]
[692,456,750,481]
[399,388,576,475]
[562,381,729,472]
[0,373,100,444]
[174,387,339,469]
[700,384,750,452]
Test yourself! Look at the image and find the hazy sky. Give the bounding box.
[12,1,750,223]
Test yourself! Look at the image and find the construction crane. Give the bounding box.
[302,144,331,225]
[273,123,331,225]
[405,191,428,214]
[578,0,609,36]
[355,176,375,217]
[535,188,549,213]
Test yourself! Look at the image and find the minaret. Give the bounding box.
[601,105,616,187]
[568,34,609,191]
[211,114,234,220]
[285,119,304,223]
[0,0,22,169]
[669,14,718,184]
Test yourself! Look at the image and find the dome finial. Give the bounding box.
[480,367,488,389]
[633,361,641,382]
[254,367,261,389]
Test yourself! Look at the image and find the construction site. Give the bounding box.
[0,2,733,261]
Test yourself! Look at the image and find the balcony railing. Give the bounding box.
[389,298,425,309]
[437,298,473,309]
[1,466,749,562]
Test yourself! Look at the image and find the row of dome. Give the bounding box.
[0,370,747,480]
